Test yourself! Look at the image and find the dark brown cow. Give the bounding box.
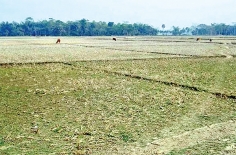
[56,38,61,44]
[112,37,116,41]
[209,39,212,42]
[196,38,201,41]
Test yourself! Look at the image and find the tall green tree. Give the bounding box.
[172,26,180,35]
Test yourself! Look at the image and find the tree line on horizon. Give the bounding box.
[0,17,236,36]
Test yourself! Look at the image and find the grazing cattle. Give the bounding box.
[56,38,61,44]
[196,38,201,41]
[112,37,116,41]
[209,39,212,42]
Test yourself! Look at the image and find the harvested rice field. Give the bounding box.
[0,36,235,154]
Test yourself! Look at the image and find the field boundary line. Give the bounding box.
[64,43,233,58]
[0,59,235,101]
[102,70,236,100]
[66,61,236,102]
[65,43,195,57]
[61,62,236,101]
[1,56,234,67]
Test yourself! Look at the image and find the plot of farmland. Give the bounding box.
[1,36,236,64]
[87,58,236,97]
[0,37,177,63]
[0,36,235,154]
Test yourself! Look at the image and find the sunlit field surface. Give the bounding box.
[0,36,236,63]
[0,36,236,154]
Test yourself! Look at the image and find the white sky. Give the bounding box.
[0,0,236,29]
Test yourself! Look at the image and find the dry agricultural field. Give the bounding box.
[0,36,236,154]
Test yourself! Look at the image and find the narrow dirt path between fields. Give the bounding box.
[111,120,236,155]
[141,120,236,154]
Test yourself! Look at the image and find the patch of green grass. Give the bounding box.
[0,136,4,146]
[120,132,135,143]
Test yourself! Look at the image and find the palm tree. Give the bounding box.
[162,24,165,35]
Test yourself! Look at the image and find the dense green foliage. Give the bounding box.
[161,24,236,36]
[1,17,236,36]
[192,23,236,35]
[0,17,157,36]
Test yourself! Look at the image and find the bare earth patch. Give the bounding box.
[125,120,236,155]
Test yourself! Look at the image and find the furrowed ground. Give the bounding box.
[0,36,235,154]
